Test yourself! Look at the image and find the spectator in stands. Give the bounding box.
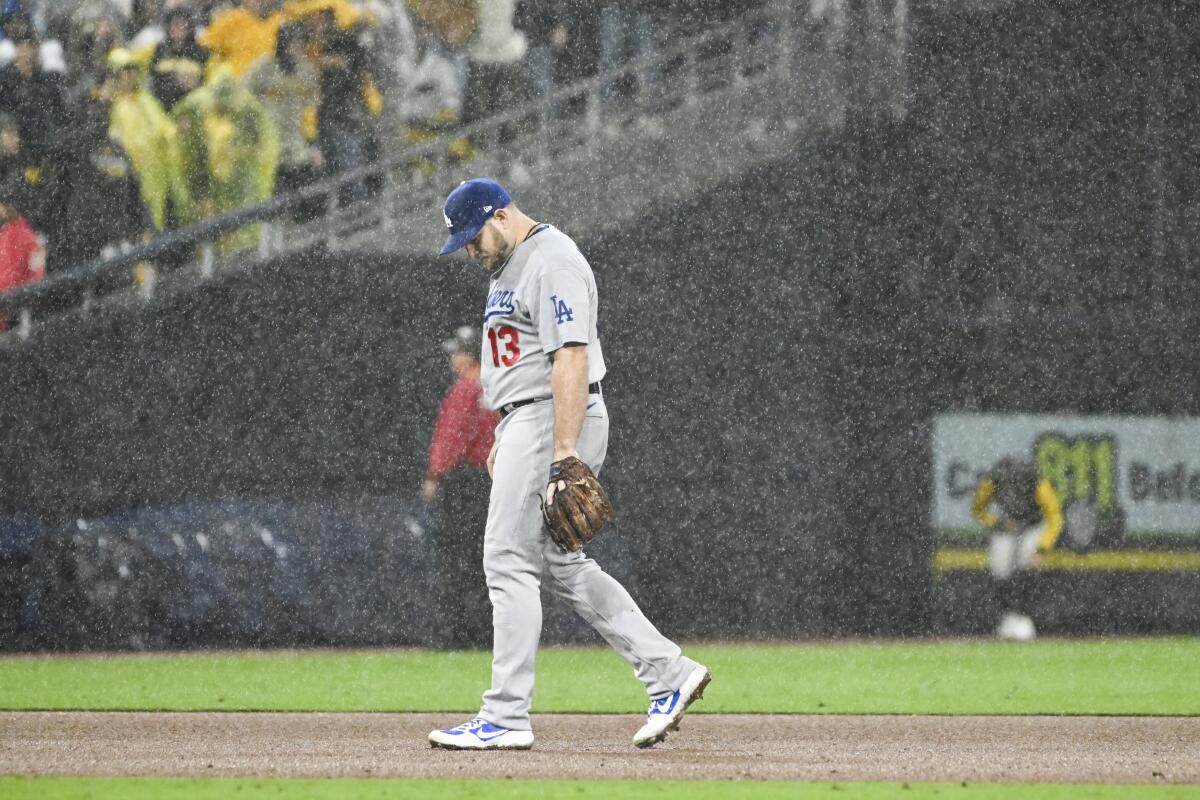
[0,174,46,326]
[148,6,204,112]
[198,0,283,79]
[597,0,665,116]
[285,0,363,29]
[40,87,147,270]
[393,11,475,175]
[244,22,322,217]
[299,5,379,203]
[52,1,127,27]
[0,29,66,164]
[417,325,499,649]
[0,112,49,239]
[0,0,23,30]
[397,11,465,120]
[461,0,524,131]
[107,46,183,232]
[0,113,29,195]
[173,66,278,251]
[125,0,164,47]
[189,0,228,25]
[517,2,598,136]
[405,0,474,131]
[50,0,127,51]
[61,14,124,105]
[359,0,416,98]
[0,8,66,73]
[407,0,475,55]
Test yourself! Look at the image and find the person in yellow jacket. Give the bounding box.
[283,0,365,30]
[173,66,278,253]
[292,5,381,204]
[106,47,186,233]
[971,456,1063,640]
[197,0,285,79]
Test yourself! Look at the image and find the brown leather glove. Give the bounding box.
[540,456,614,553]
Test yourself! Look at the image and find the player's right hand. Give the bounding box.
[487,440,499,479]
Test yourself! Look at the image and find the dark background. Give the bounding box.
[2,0,1199,647]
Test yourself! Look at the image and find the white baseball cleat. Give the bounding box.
[632,664,711,749]
[428,718,534,750]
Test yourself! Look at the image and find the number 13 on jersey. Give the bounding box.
[488,325,520,367]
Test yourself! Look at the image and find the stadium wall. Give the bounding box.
[4,0,1200,648]
[4,136,1197,647]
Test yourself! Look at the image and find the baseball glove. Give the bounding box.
[540,456,613,553]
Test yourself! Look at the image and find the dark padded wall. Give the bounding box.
[0,249,483,516]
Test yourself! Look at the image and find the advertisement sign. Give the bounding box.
[932,414,1200,551]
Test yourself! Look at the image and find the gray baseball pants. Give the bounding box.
[478,396,699,730]
[989,524,1046,579]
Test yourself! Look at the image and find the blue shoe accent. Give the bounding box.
[429,717,535,750]
[633,666,711,748]
[437,719,513,741]
[649,690,680,717]
[476,723,512,742]
[439,718,485,736]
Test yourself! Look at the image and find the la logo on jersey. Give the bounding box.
[551,295,574,324]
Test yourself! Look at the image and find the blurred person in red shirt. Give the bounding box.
[0,173,45,329]
[416,325,499,648]
[421,325,498,503]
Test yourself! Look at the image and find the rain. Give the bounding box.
[0,0,1198,788]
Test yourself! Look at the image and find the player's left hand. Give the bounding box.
[546,450,578,505]
[541,456,614,553]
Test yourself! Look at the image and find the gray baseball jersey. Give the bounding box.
[479,225,606,410]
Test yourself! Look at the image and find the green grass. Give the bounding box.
[1,639,1198,715]
[1,777,1197,800]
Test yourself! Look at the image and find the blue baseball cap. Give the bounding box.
[439,178,512,256]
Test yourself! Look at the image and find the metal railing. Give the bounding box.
[0,1,876,334]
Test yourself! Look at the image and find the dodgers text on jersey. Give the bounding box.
[484,289,517,323]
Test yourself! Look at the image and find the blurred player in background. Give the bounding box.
[972,456,1063,640]
[419,325,498,649]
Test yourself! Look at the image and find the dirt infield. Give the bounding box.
[2,712,1198,784]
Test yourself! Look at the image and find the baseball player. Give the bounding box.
[971,456,1063,640]
[428,178,710,750]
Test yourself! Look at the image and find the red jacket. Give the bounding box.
[0,216,44,294]
[426,375,499,481]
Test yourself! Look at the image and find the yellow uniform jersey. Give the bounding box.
[972,477,1063,551]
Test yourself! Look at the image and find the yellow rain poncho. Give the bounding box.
[197,5,285,78]
[173,68,279,253]
[283,0,365,29]
[107,47,185,231]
